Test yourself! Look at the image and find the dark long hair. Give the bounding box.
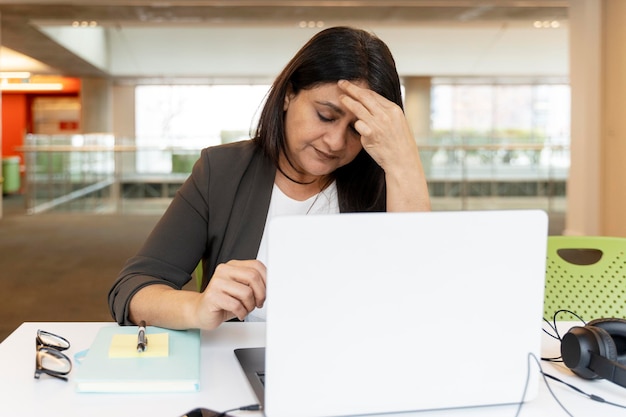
[254,26,403,212]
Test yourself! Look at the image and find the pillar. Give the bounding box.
[600,0,626,236]
[80,77,113,133]
[565,0,602,235]
[567,0,626,236]
[403,76,432,144]
[403,76,433,181]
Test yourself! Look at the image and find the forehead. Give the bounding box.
[309,80,368,90]
[299,80,369,101]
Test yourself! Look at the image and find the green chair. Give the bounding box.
[544,236,626,321]
[194,262,203,292]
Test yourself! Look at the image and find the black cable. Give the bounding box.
[552,309,587,340]
[541,309,587,362]
[515,352,574,417]
[542,315,562,340]
[541,356,564,363]
[216,404,262,417]
[542,309,587,341]
[543,373,626,410]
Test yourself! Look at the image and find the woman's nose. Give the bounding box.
[324,126,349,151]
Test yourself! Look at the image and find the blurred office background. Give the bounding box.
[1,1,624,340]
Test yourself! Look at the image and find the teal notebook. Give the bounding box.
[74,325,200,393]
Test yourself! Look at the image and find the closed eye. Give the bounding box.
[317,112,334,122]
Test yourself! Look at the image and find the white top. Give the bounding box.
[246,181,339,322]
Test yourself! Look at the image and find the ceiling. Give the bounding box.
[0,1,569,80]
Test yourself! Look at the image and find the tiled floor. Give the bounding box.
[0,194,163,342]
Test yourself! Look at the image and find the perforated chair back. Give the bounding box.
[194,262,203,292]
[544,236,626,321]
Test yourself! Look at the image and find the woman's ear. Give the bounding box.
[283,85,295,111]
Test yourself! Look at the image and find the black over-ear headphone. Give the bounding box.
[561,318,626,388]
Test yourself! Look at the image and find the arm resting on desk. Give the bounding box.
[127,259,266,330]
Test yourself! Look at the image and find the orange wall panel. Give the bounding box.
[2,94,27,163]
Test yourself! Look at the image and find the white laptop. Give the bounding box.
[235,210,548,417]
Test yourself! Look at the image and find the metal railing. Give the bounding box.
[18,134,569,215]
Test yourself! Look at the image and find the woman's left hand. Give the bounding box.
[338,79,418,173]
[338,79,430,212]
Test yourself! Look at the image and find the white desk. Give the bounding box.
[1,321,626,417]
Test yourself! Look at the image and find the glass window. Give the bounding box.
[429,81,570,212]
[135,85,269,173]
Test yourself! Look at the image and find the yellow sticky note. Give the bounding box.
[108,333,169,358]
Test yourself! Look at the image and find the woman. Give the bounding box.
[108,26,431,330]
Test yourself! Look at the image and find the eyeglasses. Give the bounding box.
[34,329,72,381]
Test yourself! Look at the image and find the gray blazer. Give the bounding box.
[108,140,276,325]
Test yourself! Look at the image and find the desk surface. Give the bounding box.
[2,321,626,417]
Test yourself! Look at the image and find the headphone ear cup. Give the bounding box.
[587,318,626,364]
[561,325,618,380]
